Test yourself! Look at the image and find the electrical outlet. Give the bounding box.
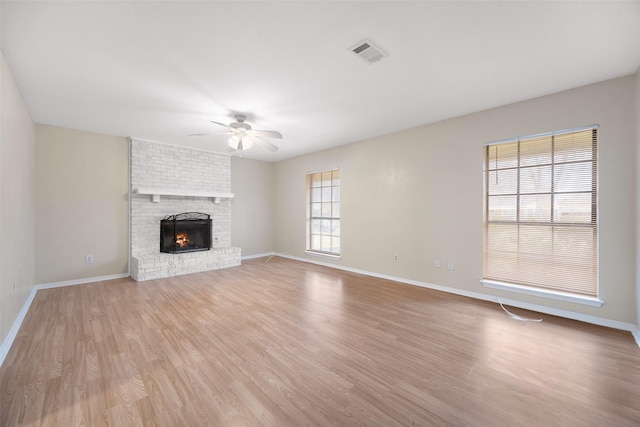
[448,261,454,270]
[393,254,399,262]
[85,255,94,264]
[435,259,441,268]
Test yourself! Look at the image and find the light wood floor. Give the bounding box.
[2,257,640,426]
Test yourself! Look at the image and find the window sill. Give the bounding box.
[304,250,342,260]
[480,279,604,307]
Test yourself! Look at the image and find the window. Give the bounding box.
[306,169,340,256]
[482,127,598,298]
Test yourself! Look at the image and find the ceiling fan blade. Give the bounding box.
[210,120,230,128]
[251,135,279,152]
[249,129,283,139]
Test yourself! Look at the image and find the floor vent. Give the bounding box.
[349,39,388,64]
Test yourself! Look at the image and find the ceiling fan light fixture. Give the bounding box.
[228,135,239,150]
[241,136,253,150]
[197,114,281,152]
[228,135,254,151]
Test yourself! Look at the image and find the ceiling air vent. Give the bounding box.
[349,39,387,64]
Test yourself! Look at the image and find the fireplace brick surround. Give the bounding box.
[130,139,241,281]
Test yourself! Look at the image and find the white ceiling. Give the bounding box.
[2,1,640,162]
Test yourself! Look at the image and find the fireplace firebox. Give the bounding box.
[160,212,212,254]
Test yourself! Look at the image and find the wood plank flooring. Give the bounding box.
[1,256,640,426]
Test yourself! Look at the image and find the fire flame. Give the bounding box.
[176,233,190,248]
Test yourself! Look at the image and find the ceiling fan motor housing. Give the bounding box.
[230,122,251,131]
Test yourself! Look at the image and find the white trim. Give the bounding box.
[275,253,640,347]
[0,287,38,367]
[305,166,341,175]
[241,252,276,261]
[304,250,342,260]
[485,124,599,146]
[632,327,640,348]
[36,273,130,290]
[480,279,604,307]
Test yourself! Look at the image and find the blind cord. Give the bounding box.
[497,298,543,323]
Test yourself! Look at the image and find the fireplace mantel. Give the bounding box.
[134,187,234,204]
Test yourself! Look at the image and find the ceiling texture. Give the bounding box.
[2,1,640,162]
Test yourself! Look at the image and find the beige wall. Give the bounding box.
[0,53,35,345]
[35,125,128,284]
[275,75,637,324]
[231,157,275,256]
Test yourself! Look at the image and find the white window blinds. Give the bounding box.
[483,127,598,297]
[306,169,341,256]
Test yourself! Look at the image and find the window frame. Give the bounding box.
[481,126,602,305]
[305,168,341,258]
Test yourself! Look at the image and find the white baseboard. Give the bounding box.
[274,253,640,348]
[632,327,640,347]
[36,273,130,290]
[0,273,131,367]
[241,252,276,261]
[0,287,37,367]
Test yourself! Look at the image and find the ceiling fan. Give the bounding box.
[190,114,282,152]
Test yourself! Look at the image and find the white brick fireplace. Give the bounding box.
[130,139,241,281]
